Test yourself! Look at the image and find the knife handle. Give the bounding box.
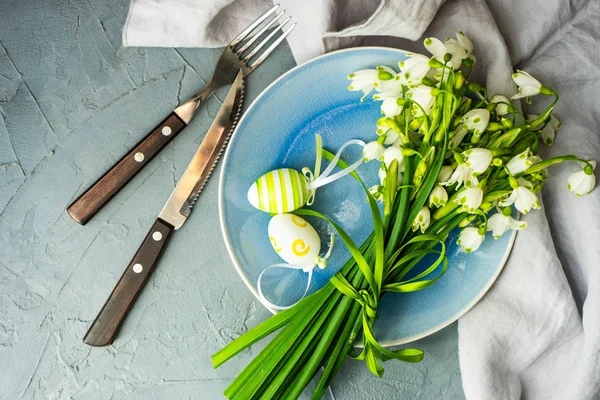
[83,218,174,347]
[67,113,187,225]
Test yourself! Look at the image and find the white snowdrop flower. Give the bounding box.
[424,32,473,70]
[363,141,385,162]
[374,66,401,93]
[463,148,493,174]
[348,69,378,98]
[490,95,511,115]
[437,166,454,183]
[443,164,478,189]
[398,53,431,86]
[383,145,405,172]
[449,124,468,149]
[568,160,596,197]
[429,185,448,208]
[517,177,534,189]
[382,129,400,145]
[412,206,431,233]
[381,97,403,116]
[506,148,538,175]
[500,186,541,214]
[462,109,490,136]
[408,86,435,116]
[529,114,561,146]
[487,212,526,239]
[511,70,543,100]
[369,185,384,203]
[457,227,485,253]
[455,31,473,57]
[456,187,484,213]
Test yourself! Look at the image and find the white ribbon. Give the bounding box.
[303,139,366,205]
[257,234,334,311]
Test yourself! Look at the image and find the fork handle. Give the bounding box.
[67,112,186,225]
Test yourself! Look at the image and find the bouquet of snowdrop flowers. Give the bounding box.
[213,32,596,400]
[351,31,596,252]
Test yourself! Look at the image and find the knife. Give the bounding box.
[83,72,245,347]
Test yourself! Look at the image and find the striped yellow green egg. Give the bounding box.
[247,168,310,213]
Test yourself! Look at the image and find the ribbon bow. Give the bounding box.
[257,234,334,311]
[303,136,366,206]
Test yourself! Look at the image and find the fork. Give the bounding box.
[67,5,295,225]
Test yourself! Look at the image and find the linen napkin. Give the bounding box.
[123,0,600,398]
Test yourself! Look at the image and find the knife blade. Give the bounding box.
[83,72,245,347]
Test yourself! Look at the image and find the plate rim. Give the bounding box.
[218,46,517,347]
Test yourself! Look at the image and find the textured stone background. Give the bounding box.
[0,0,464,399]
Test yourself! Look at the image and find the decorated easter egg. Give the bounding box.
[268,214,321,265]
[248,168,311,214]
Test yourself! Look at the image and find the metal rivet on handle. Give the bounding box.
[161,126,172,136]
[134,152,144,162]
[152,231,163,241]
[132,263,143,273]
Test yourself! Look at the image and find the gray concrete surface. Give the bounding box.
[0,0,464,399]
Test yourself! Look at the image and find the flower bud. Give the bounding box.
[377,69,394,81]
[402,148,418,157]
[443,53,452,63]
[428,58,444,69]
[385,117,401,132]
[462,57,473,68]
[454,71,465,89]
[539,85,555,95]
[467,82,483,93]
[497,118,510,129]
[480,202,494,213]
[492,157,503,166]
[421,77,436,87]
[409,119,421,130]
[458,216,475,228]
[487,122,502,131]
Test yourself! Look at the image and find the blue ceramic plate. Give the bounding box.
[218,47,516,346]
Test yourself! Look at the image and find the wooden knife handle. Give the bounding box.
[67,113,186,225]
[83,218,174,347]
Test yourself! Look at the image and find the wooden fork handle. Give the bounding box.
[67,113,186,225]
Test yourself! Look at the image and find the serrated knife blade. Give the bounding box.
[83,71,245,347]
[159,71,244,229]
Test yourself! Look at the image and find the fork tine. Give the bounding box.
[229,4,280,48]
[243,17,292,63]
[247,22,296,70]
[236,11,285,55]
